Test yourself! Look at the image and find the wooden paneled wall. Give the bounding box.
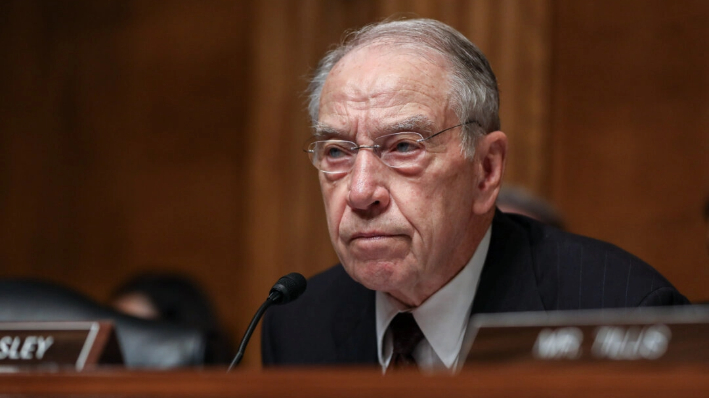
[1,0,707,368]
[550,0,709,301]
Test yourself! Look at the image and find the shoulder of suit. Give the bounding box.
[289,264,371,305]
[501,212,641,259]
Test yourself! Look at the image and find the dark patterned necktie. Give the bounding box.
[389,312,424,369]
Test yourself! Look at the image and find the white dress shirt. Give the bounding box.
[376,226,492,373]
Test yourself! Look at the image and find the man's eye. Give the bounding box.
[384,137,423,155]
[327,147,345,158]
[320,142,354,159]
[393,141,418,153]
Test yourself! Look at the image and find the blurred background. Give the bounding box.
[1,0,708,368]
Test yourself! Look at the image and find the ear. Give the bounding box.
[472,131,507,215]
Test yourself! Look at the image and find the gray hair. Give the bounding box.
[307,18,500,158]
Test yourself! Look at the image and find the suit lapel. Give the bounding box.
[331,278,378,364]
[472,210,546,314]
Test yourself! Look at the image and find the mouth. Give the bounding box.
[344,230,410,260]
[349,232,405,242]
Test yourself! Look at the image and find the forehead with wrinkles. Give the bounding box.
[318,45,454,130]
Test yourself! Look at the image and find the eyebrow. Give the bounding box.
[383,115,435,135]
[312,123,344,140]
[313,115,436,140]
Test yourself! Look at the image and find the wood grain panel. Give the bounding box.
[550,0,709,300]
[0,0,252,356]
[3,365,709,397]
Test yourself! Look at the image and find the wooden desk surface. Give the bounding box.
[2,363,709,397]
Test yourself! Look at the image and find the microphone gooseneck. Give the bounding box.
[227,273,307,371]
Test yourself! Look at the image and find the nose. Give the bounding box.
[346,149,390,213]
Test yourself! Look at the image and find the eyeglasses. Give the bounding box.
[304,120,479,174]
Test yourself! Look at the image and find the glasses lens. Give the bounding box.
[309,140,357,172]
[374,133,426,168]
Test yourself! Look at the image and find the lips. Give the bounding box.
[348,231,408,242]
[340,219,411,244]
[351,232,390,239]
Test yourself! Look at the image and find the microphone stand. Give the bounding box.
[227,291,279,371]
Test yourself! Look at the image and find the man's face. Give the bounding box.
[316,46,493,306]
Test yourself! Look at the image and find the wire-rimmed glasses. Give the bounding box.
[304,120,479,173]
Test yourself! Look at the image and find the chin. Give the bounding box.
[343,258,412,293]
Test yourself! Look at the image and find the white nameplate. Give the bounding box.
[464,306,709,363]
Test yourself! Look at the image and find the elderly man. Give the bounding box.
[261,18,687,371]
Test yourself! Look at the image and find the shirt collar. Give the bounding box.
[375,226,492,370]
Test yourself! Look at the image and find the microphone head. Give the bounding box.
[269,272,307,305]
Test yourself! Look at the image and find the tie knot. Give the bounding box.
[389,312,424,368]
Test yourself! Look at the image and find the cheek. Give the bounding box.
[320,177,348,235]
[401,165,475,239]
[402,185,427,213]
[387,182,439,254]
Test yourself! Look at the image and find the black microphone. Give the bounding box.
[227,272,306,371]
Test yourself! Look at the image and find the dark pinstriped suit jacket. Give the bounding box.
[261,210,688,366]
